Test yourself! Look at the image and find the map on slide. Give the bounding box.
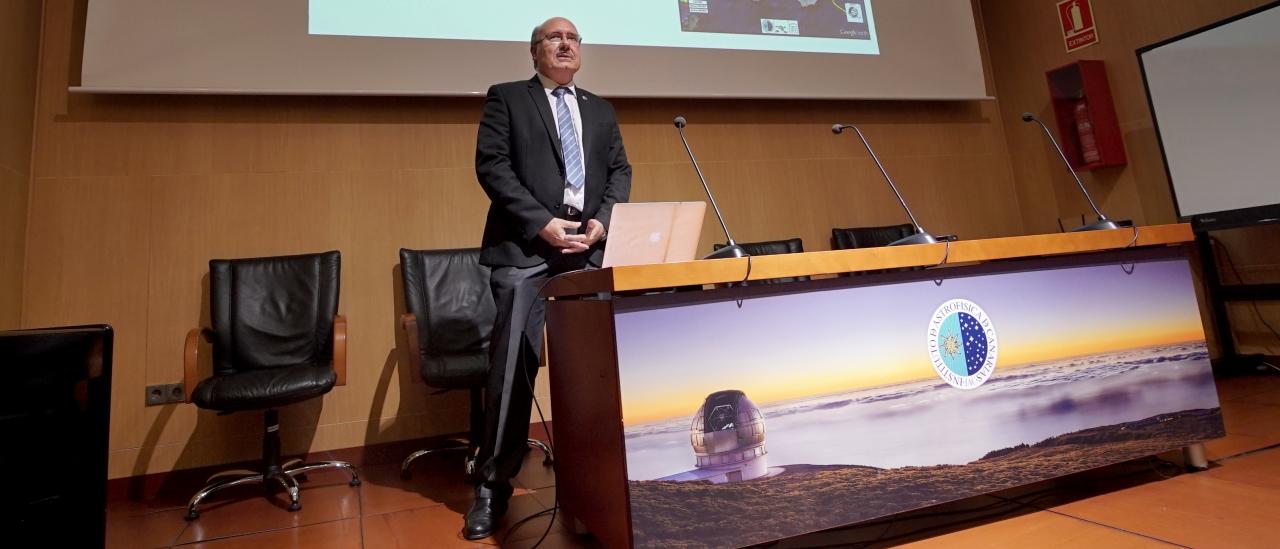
[679,0,872,40]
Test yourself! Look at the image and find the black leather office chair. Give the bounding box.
[398,248,552,479]
[182,251,359,521]
[830,223,922,276]
[714,238,811,285]
[830,223,915,250]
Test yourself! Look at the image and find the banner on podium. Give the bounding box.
[613,253,1222,548]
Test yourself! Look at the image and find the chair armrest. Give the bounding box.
[333,314,348,387]
[400,313,423,380]
[183,328,212,403]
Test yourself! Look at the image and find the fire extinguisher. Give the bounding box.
[1074,99,1101,165]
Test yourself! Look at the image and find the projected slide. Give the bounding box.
[309,0,878,56]
[680,0,872,41]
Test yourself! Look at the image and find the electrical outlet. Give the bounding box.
[145,383,185,406]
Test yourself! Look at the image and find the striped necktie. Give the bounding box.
[552,86,584,189]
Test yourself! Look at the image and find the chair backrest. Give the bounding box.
[399,248,495,389]
[715,237,810,285]
[209,251,340,374]
[831,223,914,250]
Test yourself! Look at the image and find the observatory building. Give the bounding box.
[657,389,772,484]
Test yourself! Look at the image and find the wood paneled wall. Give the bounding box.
[26,1,1029,478]
[0,0,42,329]
[980,0,1280,356]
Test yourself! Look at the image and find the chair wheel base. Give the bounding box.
[185,460,358,521]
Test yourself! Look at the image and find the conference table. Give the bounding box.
[542,224,1225,549]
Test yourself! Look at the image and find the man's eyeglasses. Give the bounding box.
[539,33,582,46]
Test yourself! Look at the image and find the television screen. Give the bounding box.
[1138,2,1280,231]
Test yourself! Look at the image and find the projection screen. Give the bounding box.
[77,0,989,100]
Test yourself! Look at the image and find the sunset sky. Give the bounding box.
[613,258,1206,425]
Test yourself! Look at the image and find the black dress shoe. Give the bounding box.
[462,486,510,540]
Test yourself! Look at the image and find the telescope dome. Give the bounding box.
[688,390,768,481]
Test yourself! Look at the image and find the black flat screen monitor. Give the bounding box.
[1137,1,1280,232]
[0,325,113,548]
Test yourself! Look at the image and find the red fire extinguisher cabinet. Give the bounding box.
[1045,60,1128,170]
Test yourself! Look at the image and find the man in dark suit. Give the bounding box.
[465,16,632,540]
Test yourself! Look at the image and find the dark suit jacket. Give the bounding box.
[475,77,632,268]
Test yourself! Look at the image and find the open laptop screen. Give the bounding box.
[602,202,706,268]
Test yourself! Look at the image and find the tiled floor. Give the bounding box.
[108,371,1280,548]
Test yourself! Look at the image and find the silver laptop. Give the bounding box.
[601,202,707,268]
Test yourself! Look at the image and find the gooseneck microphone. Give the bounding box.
[1021,112,1121,232]
[674,116,746,260]
[832,123,939,246]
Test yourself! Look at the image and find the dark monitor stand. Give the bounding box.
[1195,230,1280,375]
[0,325,113,548]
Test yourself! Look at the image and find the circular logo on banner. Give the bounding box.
[927,299,998,389]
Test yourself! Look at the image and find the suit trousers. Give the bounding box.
[475,252,588,488]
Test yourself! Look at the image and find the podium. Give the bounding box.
[543,225,1225,549]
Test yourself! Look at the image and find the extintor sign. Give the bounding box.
[1057,0,1099,52]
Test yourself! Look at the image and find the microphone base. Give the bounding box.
[705,244,747,260]
[888,231,940,246]
[1070,218,1123,232]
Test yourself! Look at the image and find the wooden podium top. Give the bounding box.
[543,223,1194,298]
